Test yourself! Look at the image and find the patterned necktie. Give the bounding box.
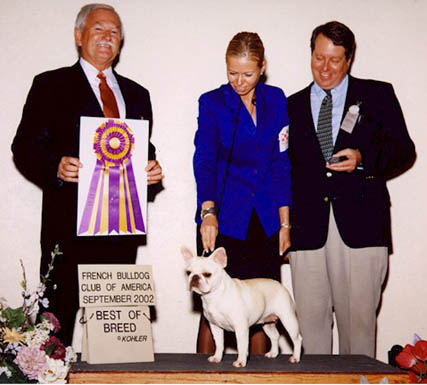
[316,90,333,161]
[97,72,120,118]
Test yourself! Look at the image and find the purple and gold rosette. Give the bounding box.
[78,119,145,235]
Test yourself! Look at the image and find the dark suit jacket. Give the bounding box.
[288,76,415,250]
[12,62,156,248]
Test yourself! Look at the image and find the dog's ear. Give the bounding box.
[180,246,194,264]
[211,247,227,268]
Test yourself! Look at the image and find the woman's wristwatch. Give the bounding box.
[201,207,217,220]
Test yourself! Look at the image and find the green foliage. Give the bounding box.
[1,308,25,330]
[0,361,37,384]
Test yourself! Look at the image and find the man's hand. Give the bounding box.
[326,148,361,173]
[146,160,163,185]
[58,157,82,183]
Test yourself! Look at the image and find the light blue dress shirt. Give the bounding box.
[311,75,349,145]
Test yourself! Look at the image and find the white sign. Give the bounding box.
[78,264,156,364]
[78,265,155,308]
[77,117,148,236]
[81,305,154,364]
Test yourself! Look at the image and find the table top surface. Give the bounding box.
[71,353,406,374]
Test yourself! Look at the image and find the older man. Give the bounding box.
[12,4,162,345]
[288,21,415,357]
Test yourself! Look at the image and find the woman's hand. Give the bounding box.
[279,226,291,261]
[278,205,291,260]
[200,215,218,252]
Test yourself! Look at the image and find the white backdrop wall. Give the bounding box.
[1,0,426,363]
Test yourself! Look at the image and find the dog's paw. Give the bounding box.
[208,355,222,363]
[288,356,299,364]
[232,359,247,368]
[265,350,279,359]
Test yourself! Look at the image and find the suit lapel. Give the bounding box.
[115,72,132,118]
[301,84,325,162]
[256,84,284,155]
[302,84,317,135]
[222,84,242,147]
[256,84,269,138]
[342,76,362,117]
[71,62,104,117]
[224,83,241,115]
[334,76,362,151]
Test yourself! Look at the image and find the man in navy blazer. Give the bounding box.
[12,4,163,345]
[288,21,415,357]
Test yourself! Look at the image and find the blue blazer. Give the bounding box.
[193,83,291,240]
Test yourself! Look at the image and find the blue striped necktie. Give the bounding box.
[317,90,333,161]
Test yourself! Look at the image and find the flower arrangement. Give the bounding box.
[0,245,76,383]
[396,334,427,383]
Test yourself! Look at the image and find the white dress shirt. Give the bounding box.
[79,58,126,119]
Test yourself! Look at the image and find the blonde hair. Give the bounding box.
[226,32,265,67]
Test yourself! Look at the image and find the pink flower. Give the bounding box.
[15,346,47,380]
[41,336,66,360]
[42,312,61,333]
[396,344,417,369]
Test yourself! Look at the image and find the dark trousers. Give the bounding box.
[197,211,281,281]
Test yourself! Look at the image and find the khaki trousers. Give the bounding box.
[289,208,388,357]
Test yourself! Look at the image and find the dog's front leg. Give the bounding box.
[233,326,249,367]
[208,323,224,363]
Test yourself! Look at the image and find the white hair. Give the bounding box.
[75,3,124,40]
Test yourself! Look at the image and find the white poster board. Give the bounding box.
[77,117,148,236]
[81,305,154,364]
[78,265,155,364]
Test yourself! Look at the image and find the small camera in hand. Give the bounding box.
[329,156,347,164]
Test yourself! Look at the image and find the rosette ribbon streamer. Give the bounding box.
[78,120,145,235]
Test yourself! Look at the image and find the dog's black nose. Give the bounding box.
[191,275,200,283]
[190,274,200,290]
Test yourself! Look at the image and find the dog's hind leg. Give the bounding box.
[277,310,302,363]
[288,331,302,363]
[263,322,280,358]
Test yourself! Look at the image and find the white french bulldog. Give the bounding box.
[181,246,302,368]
